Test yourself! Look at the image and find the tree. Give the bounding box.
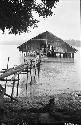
[0,0,59,34]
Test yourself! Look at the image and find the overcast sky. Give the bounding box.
[0,0,80,45]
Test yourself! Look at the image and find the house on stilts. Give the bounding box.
[17,31,77,62]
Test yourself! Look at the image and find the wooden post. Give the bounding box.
[60,53,61,58]
[26,82,27,96]
[24,53,25,62]
[30,59,32,75]
[33,66,36,84]
[72,53,74,58]
[54,52,56,58]
[65,53,66,58]
[11,80,15,101]
[5,78,7,92]
[7,57,10,69]
[26,44,27,57]
[67,53,71,58]
[66,53,67,58]
[26,66,28,96]
[34,76,35,81]
[63,53,65,58]
[30,67,31,75]
[46,32,48,56]
[69,53,71,58]
[30,76,32,86]
[37,61,40,78]
[16,74,19,96]
[35,68,36,75]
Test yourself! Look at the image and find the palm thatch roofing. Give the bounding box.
[17,31,77,53]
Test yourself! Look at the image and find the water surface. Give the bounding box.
[0,45,81,97]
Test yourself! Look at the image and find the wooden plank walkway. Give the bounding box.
[0,62,29,79]
[0,58,41,100]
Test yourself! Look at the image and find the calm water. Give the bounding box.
[0,45,81,97]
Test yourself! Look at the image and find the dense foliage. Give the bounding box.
[0,0,59,34]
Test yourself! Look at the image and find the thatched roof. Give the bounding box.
[17,31,77,53]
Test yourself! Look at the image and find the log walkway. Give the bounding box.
[0,62,30,79]
[0,59,41,101]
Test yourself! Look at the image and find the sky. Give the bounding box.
[0,0,80,45]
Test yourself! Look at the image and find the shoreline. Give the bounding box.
[1,90,81,124]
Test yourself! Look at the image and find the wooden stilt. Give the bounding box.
[67,53,71,58]
[65,53,67,58]
[7,57,10,69]
[35,68,36,75]
[34,68,36,83]
[4,78,7,92]
[34,76,36,84]
[63,53,65,58]
[60,53,61,58]
[24,53,25,62]
[26,44,27,57]
[11,80,15,101]
[69,53,71,58]
[72,53,74,58]
[16,74,19,96]
[30,67,31,75]
[37,62,40,78]
[26,66,28,95]
[26,83,27,95]
[29,60,32,75]
[54,52,56,58]
[34,76,35,80]
[30,76,32,85]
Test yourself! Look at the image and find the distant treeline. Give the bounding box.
[64,39,81,47]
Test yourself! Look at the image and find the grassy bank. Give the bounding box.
[1,91,81,124]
